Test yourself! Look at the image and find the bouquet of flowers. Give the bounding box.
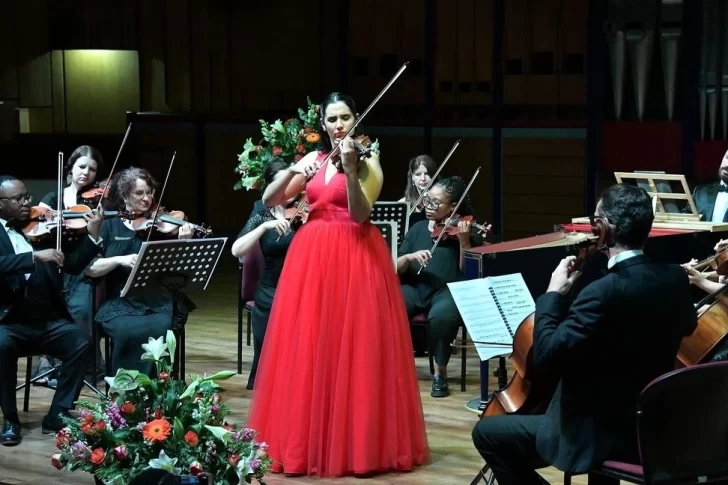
[51,331,272,485]
[234,97,322,191]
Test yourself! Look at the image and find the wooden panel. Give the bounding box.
[435,0,457,106]
[164,0,192,111]
[456,0,476,106]
[504,156,583,177]
[64,50,140,134]
[375,135,429,201]
[349,0,375,104]
[474,0,493,106]
[189,0,211,113]
[0,0,18,100]
[504,137,586,156]
[15,0,51,108]
[208,2,230,114]
[504,193,583,215]
[400,0,425,105]
[51,50,65,132]
[559,0,588,105]
[139,0,170,112]
[373,0,401,108]
[503,0,526,104]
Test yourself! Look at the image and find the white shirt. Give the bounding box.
[711,182,728,222]
[0,217,33,279]
[607,249,644,269]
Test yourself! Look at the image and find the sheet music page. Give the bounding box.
[447,279,513,361]
[487,273,536,336]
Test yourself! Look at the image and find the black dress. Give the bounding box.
[93,218,195,376]
[239,200,296,389]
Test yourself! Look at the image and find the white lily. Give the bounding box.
[141,335,169,362]
[148,449,181,475]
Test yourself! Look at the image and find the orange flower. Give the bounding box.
[90,448,106,466]
[184,431,199,447]
[305,133,320,144]
[143,419,171,442]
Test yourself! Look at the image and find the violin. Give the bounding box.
[22,205,129,242]
[80,179,111,204]
[431,214,491,240]
[479,219,608,419]
[283,198,310,226]
[688,242,728,276]
[332,135,373,172]
[126,207,212,238]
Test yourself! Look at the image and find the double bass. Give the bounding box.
[480,217,609,418]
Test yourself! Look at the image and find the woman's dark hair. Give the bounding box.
[434,176,476,217]
[262,158,291,189]
[107,166,158,211]
[65,145,104,184]
[319,92,357,152]
[404,154,437,203]
[598,183,653,249]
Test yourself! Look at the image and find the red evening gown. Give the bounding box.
[246,153,431,477]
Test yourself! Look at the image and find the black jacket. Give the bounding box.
[0,229,102,322]
[532,254,697,473]
[691,182,724,222]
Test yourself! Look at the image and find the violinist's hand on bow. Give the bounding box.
[118,253,138,269]
[408,250,432,267]
[84,204,104,241]
[457,219,472,249]
[262,218,290,237]
[339,137,358,175]
[290,156,321,179]
[547,255,582,295]
[681,260,719,284]
[178,223,194,239]
[715,239,728,252]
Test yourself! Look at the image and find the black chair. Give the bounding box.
[16,355,61,412]
[563,360,728,485]
[237,243,263,374]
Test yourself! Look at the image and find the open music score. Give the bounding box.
[447,273,534,361]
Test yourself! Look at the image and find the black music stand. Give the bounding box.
[372,221,397,266]
[120,237,227,378]
[371,201,410,248]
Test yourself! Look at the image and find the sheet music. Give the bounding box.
[447,273,534,361]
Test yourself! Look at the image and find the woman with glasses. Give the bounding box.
[84,167,196,375]
[33,146,105,388]
[396,176,485,398]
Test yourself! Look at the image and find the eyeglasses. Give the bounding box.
[131,190,155,199]
[0,193,32,205]
[421,195,445,209]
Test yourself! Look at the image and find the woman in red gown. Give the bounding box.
[246,92,430,477]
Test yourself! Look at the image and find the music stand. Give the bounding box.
[372,221,397,267]
[371,201,410,248]
[614,171,700,222]
[121,237,228,378]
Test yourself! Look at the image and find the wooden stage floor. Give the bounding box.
[0,263,593,485]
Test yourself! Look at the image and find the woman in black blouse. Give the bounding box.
[396,176,484,398]
[398,154,436,227]
[85,167,195,376]
[231,159,299,389]
[34,146,105,386]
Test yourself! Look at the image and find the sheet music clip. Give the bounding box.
[121,237,228,377]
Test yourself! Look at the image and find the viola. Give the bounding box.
[126,207,212,238]
[431,214,491,240]
[22,205,128,242]
[80,179,111,204]
[479,219,608,419]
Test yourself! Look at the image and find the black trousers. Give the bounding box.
[99,312,172,376]
[402,284,462,367]
[0,318,90,423]
[247,284,275,390]
[472,414,550,485]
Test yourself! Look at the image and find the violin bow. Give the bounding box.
[278,61,410,241]
[408,139,461,216]
[145,151,177,244]
[417,167,481,275]
[97,122,133,210]
[56,151,64,273]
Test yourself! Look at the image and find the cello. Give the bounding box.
[480,217,609,418]
[675,280,728,368]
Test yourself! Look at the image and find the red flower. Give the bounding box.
[189,461,203,476]
[55,430,70,449]
[294,154,303,162]
[184,431,199,447]
[272,146,283,156]
[90,448,106,466]
[51,453,64,469]
[93,420,106,432]
[120,402,135,414]
[158,371,170,382]
[304,127,313,134]
[113,445,129,461]
[228,453,241,467]
[296,144,305,153]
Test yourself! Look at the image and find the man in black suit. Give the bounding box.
[0,175,103,446]
[471,184,698,484]
[690,149,728,222]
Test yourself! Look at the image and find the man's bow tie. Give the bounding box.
[719,185,728,193]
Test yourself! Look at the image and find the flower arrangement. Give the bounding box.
[234,97,380,191]
[51,331,271,485]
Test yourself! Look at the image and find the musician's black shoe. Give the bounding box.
[431,376,450,398]
[0,420,21,446]
[42,411,71,435]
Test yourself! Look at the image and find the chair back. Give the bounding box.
[239,242,264,302]
[638,361,728,484]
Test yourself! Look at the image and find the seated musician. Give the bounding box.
[690,149,728,222]
[398,154,436,227]
[0,176,103,446]
[472,184,697,484]
[396,176,485,398]
[34,145,105,388]
[84,167,195,377]
[231,159,300,390]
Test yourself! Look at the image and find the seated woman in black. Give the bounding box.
[398,154,436,228]
[396,176,484,398]
[231,159,301,390]
[35,145,105,386]
[84,167,195,376]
